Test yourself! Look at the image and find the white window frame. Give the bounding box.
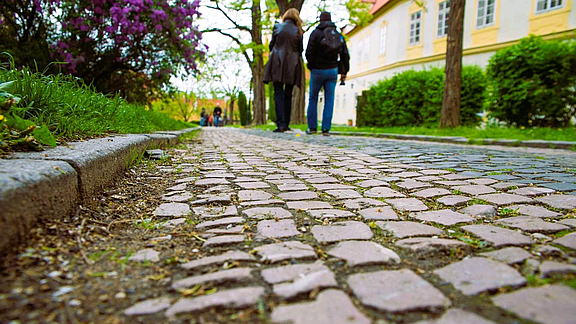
[437,1,450,38]
[379,25,387,55]
[364,36,370,62]
[476,0,496,29]
[409,11,422,45]
[535,0,564,14]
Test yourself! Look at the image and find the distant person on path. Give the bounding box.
[208,113,214,126]
[263,8,304,133]
[200,107,206,126]
[305,11,350,136]
[213,105,223,127]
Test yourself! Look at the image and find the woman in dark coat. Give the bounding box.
[263,8,303,133]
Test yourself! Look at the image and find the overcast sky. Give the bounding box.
[171,0,353,95]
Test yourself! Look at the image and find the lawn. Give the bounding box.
[248,123,576,142]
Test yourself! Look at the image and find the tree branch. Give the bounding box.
[203,29,252,65]
[206,3,251,32]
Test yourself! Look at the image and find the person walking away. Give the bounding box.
[200,107,206,126]
[263,8,304,133]
[213,105,223,127]
[208,113,214,127]
[305,11,350,136]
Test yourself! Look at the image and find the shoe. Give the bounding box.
[322,130,330,136]
[306,129,317,135]
[286,127,292,131]
[273,128,286,133]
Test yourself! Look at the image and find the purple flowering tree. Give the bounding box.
[0,0,206,104]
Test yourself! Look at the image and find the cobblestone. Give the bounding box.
[377,221,443,238]
[311,221,374,243]
[462,225,533,247]
[165,287,265,317]
[327,241,400,266]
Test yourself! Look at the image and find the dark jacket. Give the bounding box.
[263,19,303,87]
[305,21,350,75]
[213,106,222,116]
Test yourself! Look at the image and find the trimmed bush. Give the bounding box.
[487,35,576,127]
[238,91,249,126]
[356,66,486,128]
[267,83,276,122]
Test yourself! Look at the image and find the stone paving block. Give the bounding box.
[195,217,244,230]
[286,200,333,210]
[202,235,245,248]
[437,195,471,206]
[273,269,338,299]
[238,190,272,201]
[162,218,187,228]
[175,176,198,184]
[181,251,256,270]
[510,187,556,197]
[193,206,238,218]
[442,173,474,180]
[325,189,363,199]
[242,207,292,219]
[312,183,356,191]
[203,171,235,178]
[396,171,423,178]
[539,261,576,277]
[190,195,232,206]
[154,203,191,217]
[240,199,284,206]
[462,225,533,247]
[414,176,443,182]
[541,182,576,192]
[413,188,452,198]
[342,198,386,209]
[490,182,527,190]
[476,193,533,206]
[124,297,172,316]
[278,191,318,200]
[356,179,389,188]
[467,178,499,185]
[358,206,399,220]
[237,181,270,189]
[277,183,309,191]
[307,209,356,219]
[553,232,576,250]
[396,180,433,191]
[327,240,400,266]
[257,219,300,238]
[171,268,253,290]
[453,185,496,196]
[479,247,533,265]
[311,221,374,243]
[558,219,576,227]
[434,257,526,295]
[434,180,470,186]
[413,309,496,324]
[460,205,496,218]
[305,177,339,184]
[270,289,370,324]
[411,209,474,226]
[348,269,451,312]
[195,178,230,186]
[492,285,576,324]
[255,241,316,263]
[535,195,576,210]
[508,204,562,218]
[165,286,265,317]
[166,183,187,191]
[129,249,160,262]
[395,238,469,257]
[261,261,328,284]
[364,187,406,198]
[496,216,569,233]
[386,198,429,211]
[377,221,443,238]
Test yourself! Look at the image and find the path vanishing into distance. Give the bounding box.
[2,128,576,324]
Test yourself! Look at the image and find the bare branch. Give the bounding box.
[206,3,251,32]
[203,29,252,65]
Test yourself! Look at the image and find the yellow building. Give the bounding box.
[335,0,576,125]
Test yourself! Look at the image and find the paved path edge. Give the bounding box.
[0,127,200,256]
[329,131,576,151]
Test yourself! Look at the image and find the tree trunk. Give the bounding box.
[276,0,305,15]
[228,96,235,125]
[291,61,306,124]
[440,0,465,128]
[250,0,267,125]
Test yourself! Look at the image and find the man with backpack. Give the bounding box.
[305,11,350,136]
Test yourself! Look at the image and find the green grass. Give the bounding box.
[247,123,576,142]
[0,58,191,147]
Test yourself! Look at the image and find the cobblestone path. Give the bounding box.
[4,128,576,324]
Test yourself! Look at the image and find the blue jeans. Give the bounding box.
[214,115,222,127]
[307,68,338,131]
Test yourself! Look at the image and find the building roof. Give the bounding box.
[369,0,393,15]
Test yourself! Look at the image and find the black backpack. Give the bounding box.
[320,27,343,56]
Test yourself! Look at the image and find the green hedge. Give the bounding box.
[356,66,486,127]
[487,35,576,127]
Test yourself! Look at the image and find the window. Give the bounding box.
[536,0,564,13]
[409,11,422,45]
[364,36,370,62]
[476,0,496,28]
[437,1,450,38]
[342,93,347,111]
[379,25,387,55]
